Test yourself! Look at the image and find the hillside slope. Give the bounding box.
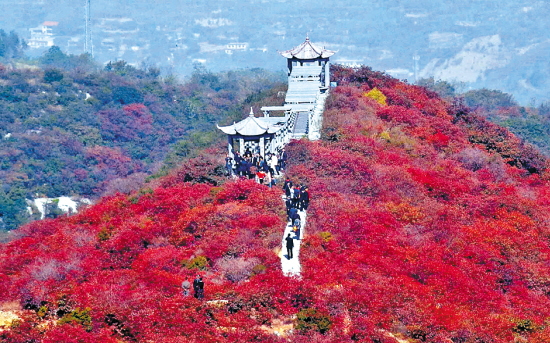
[2,66,550,342]
[0,58,285,230]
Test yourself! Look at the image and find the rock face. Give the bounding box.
[27,196,92,220]
[420,35,509,84]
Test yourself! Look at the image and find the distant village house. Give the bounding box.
[28,21,58,49]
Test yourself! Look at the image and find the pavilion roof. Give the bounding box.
[279,35,335,59]
[217,108,285,136]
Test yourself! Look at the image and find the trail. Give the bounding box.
[280,202,306,277]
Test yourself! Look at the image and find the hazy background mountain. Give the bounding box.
[1,0,548,104]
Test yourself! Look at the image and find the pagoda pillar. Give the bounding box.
[324,61,330,88]
[239,137,244,155]
[259,136,265,157]
[228,136,234,157]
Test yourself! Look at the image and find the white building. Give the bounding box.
[217,107,294,157]
[28,21,58,49]
[265,35,336,140]
[217,35,336,151]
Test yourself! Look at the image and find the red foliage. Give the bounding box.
[284,66,550,342]
[0,172,290,342]
[84,146,142,192]
[99,104,153,142]
[3,66,550,342]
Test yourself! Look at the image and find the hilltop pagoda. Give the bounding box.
[280,34,335,90]
[217,35,335,152]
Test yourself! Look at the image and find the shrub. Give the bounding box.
[364,87,387,106]
[59,307,92,332]
[43,69,64,83]
[214,256,260,283]
[97,226,111,242]
[513,319,536,333]
[251,264,266,276]
[408,325,427,341]
[209,187,223,197]
[186,255,208,270]
[37,305,49,318]
[319,232,332,242]
[455,147,490,171]
[296,308,332,334]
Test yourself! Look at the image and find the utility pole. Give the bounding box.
[85,0,93,56]
[413,52,420,84]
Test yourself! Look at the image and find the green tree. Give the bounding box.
[463,88,517,110]
[0,30,27,59]
[44,199,64,219]
[40,46,97,72]
[417,77,456,99]
[43,68,64,83]
[0,184,30,231]
[40,46,68,67]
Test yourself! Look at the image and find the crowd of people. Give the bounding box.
[225,147,288,188]
[283,178,309,213]
[179,148,311,293]
[225,148,310,261]
[283,178,310,260]
[182,274,205,299]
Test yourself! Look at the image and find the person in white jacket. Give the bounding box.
[270,154,279,176]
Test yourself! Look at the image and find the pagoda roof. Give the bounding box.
[279,35,335,59]
[217,108,285,136]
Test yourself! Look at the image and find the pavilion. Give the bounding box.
[217,108,293,157]
[217,35,335,155]
[261,35,336,115]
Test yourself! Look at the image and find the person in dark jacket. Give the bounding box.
[289,207,299,226]
[300,186,310,211]
[285,233,294,259]
[280,149,287,171]
[292,185,301,208]
[293,223,300,240]
[237,159,247,177]
[193,275,201,299]
[252,153,260,168]
[197,276,204,299]
[283,178,293,198]
[225,154,233,176]
[234,152,242,164]
[259,158,269,173]
[294,217,301,230]
[285,198,293,217]
[245,159,253,179]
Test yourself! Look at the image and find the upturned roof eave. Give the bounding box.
[218,116,276,136]
[216,123,237,135]
[278,37,335,59]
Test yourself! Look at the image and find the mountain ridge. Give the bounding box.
[1,0,549,104]
[2,65,550,342]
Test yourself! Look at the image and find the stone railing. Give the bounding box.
[308,90,328,141]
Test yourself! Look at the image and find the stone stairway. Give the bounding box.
[292,111,309,138]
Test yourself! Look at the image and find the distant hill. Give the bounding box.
[1,0,549,104]
[2,65,550,342]
[418,78,550,157]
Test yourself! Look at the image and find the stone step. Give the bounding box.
[293,111,309,137]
